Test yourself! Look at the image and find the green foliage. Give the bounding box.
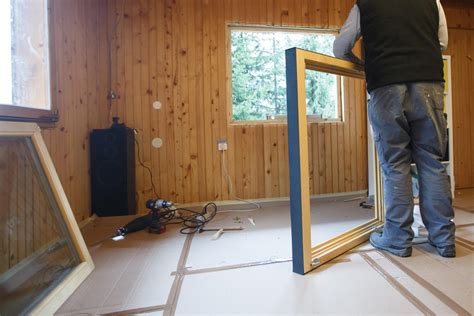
[231,30,338,121]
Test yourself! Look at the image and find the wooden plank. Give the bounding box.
[132,0,145,206]
[216,0,229,201]
[0,145,9,272]
[202,0,214,201]
[249,126,258,198]
[32,173,41,251]
[17,147,26,262]
[123,0,135,153]
[185,0,199,202]
[317,124,326,194]
[331,123,339,193]
[307,124,314,194]
[147,0,160,199]
[247,0,258,25]
[234,126,244,198]
[78,0,90,220]
[278,125,289,197]
[311,123,320,194]
[469,30,474,186]
[324,123,333,194]
[273,0,282,26]
[114,0,127,125]
[337,122,345,193]
[270,125,280,197]
[258,0,268,26]
[255,125,266,198]
[266,0,275,25]
[242,127,251,198]
[281,0,289,26]
[343,78,352,191]
[231,0,240,24]
[263,125,272,197]
[139,0,153,203]
[301,0,309,27]
[154,0,167,199]
[176,0,191,203]
[163,0,177,201]
[320,0,330,28]
[224,0,235,201]
[356,79,368,190]
[287,0,296,26]
[9,146,19,268]
[209,0,222,200]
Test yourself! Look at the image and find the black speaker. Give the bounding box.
[90,120,136,216]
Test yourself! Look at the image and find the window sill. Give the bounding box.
[0,104,59,129]
[230,118,343,126]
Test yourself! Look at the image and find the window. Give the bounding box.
[230,26,341,123]
[0,0,56,123]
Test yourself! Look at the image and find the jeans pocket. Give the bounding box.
[373,131,386,164]
[429,83,445,112]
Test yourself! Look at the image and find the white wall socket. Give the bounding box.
[217,140,228,151]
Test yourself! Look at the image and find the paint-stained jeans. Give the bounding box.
[369,82,455,249]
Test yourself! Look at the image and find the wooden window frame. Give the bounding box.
[227,24,342,126]
[286,48,385,275]
[0,0,59,125]
[0,122,94,314]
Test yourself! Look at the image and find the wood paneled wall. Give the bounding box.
[105,0,368,209]
[41,0,473,221]
[42,0,110,221]
[444,5,474,189]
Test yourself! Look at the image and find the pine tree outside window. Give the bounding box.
[230,26,342,123]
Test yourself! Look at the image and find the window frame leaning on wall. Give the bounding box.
[0,0,59,124]
[0,122,94,314]
[286,48,385,275]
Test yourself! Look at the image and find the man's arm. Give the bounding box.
[438,0,448,51]
[333,5,363,64]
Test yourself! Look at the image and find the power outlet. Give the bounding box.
[217,140,228,151]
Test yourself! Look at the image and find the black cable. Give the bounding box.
[114,203,219,237]
[133,131,159,199]
[161,203,218,234]
[154,203,218,234]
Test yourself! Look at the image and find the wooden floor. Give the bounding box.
[57,194,474,315]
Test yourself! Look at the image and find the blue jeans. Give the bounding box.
[369,82,455,249]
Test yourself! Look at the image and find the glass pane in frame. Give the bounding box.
[286,48,384,275]
[0,122,93,315]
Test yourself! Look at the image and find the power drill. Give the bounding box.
[114,199,174,237]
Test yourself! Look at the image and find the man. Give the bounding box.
[333,0,455,257]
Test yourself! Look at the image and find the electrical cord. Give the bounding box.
[219,150,261,213]
[113,202,219,239]
[147,202,218,235]
[133,129,159,199]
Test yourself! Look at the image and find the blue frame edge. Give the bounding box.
[285,48,305,275]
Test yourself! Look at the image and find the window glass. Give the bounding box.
[0,0,50,110]
[231,28,340,122]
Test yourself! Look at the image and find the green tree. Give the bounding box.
[231,30,337,121]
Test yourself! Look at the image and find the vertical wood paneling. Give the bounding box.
[102,0,369,207]
[444,4,474,188]
[39,1,472,222]
[446,29,474,188]
[42,0,109,221]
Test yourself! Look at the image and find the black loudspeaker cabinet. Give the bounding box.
[90,126,136,216]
